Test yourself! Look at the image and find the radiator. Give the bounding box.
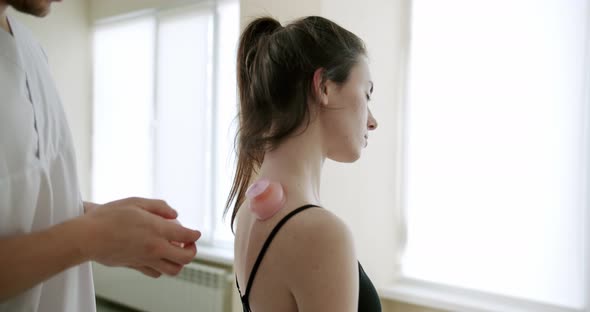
[93,261,233,312]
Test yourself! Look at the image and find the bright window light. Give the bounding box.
[403,0,588,308]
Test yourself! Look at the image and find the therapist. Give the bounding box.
[0,0,202,311]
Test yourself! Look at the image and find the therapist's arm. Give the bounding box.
[0,197,201,302]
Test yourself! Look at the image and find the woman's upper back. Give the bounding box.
[234,203,381,312]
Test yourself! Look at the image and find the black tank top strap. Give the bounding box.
[239,204,320,300]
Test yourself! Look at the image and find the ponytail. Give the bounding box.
[225,17,282,231]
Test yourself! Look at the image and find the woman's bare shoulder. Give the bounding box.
[277,207,354,252]
[272,207,359,311]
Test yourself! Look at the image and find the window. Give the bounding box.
[92,1,239,249]
[396,0,589,310]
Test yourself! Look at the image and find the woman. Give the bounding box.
[226,16,380,312]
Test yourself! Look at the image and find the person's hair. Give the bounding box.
[225,16,367,230]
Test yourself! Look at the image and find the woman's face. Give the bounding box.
[321,57,378,162]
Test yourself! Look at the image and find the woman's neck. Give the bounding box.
[257,123,325,206]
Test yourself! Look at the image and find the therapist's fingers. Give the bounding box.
[151,259,183,276]
[183,242,197,256]
[128,265,162,278]
[159,240,197,265]
[161,220,202,243]
[134,198,178,219]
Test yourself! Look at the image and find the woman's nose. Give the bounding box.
[367,108,378,131]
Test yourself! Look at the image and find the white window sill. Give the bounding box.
[194,244,234,266]
[380,278,586,312]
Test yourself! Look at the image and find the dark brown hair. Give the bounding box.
[225,16,367,229]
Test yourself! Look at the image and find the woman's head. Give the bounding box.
[226,16,377,226]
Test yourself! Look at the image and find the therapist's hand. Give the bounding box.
[79,197,201,277]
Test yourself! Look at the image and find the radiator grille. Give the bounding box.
[93,261,233,312]
[176,263,228,289]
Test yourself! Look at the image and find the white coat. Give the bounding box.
[0,16,95,312]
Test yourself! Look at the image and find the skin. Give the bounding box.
[0,0,202,302]
[0,4,8,32]
[234,57,377,312]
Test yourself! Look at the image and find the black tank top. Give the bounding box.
[236,204,382,312]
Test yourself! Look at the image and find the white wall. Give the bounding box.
[7,1,92,199]
[90,0,201,21]
[240,0,320,28]
[319,0,406,290]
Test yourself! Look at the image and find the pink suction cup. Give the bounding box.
[246,178,285,220]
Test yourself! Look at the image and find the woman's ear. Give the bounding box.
[313,68,329,106]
